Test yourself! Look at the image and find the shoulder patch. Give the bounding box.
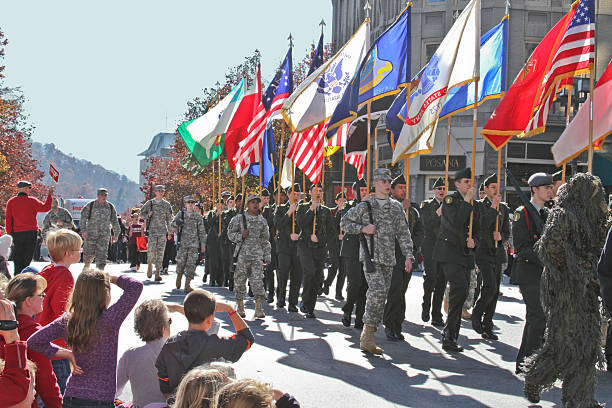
[513,211,521,222]
[444,196,453,205]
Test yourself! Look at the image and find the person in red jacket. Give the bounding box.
[1,273,63,407]
[0,298,36,407]
[5,181,54,275]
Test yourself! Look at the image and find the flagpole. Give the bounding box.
[259,154,263,193]
[340,157,345,236]
[291,164,296,234]
[212,159,216,212]
[321,160,325,203]
[366,101,372,191]
[563,85,573,182]
[241,174,245,213]
[233,170,237,196]
[469,79,479,239]
[445,117,452,190]
[277,122,286,206]
[404,158,410,211]
[495,149,501,246]
[588,63,594,173]
[374,126,379,168]
[218,158,222,233]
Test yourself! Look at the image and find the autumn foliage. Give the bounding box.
[141,43,335,207]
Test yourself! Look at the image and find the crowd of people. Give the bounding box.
[1,166,612,407]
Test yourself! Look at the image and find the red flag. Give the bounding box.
[49,164,59,182]
[482,0,594,149]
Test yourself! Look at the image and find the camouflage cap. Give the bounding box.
[246,194,261,204]
[154,185,165,191]
[372,168,392,181]
[183,195,196,202]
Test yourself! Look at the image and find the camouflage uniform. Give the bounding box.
[42,204,73,241]
[80,200,120,268]
[172,210,206,279]
[140,199,173,272]
[227,212,271,301]
[341,195,414,329]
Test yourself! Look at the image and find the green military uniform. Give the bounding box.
[42,200,74,240]
[140,187,174,276]
[80,189,120,269]
[172,201,206,282]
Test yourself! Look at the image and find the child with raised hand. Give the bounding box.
[28,269,143,408]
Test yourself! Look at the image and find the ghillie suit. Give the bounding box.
[524,173,609,407]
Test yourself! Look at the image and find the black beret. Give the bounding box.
[391,174,406,188]
[479,183,485,192]
[221,190,231,198]
[335,192,346,200]
[309,182,322,190]
[483,173,497,187]
[432,177,445,188]
[292,183,302,193]
[454,167,471,181]
[226,195,235,201]
[17,181,32,188]
[235,193,243,201]
[552,170,563,182]
[352,178,366,190]
[260,188,270,197]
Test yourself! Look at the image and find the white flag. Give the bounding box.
[393,0,480,162]
[281,21,369,133]
[280,156,295,189]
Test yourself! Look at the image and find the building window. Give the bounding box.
[507,142,526,159]
[525,42,538,58]
[528,12,547,24]
[424,42,441,63]
[425,13,443,26]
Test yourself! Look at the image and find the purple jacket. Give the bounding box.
[28,275,143,402]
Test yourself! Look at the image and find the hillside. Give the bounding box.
[31,142,142,214]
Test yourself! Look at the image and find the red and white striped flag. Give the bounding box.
[49,164,59,182]
[235,65,265,176]
[324,122,366,179]
[345,152,366,180]
[524,0,595,136]
[285,121,329,184]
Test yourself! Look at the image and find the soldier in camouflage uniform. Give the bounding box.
[140,185,174,281]
[42,197,74,241]
[341,169,414,355]
[80,188,120,270]
[172,196,206,293]
[227,194,271,319]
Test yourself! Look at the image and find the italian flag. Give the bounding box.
[178,78,246,166]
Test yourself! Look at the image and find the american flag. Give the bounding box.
[525,0,594,136]
[324,122,366,179]
[235,49,293,176]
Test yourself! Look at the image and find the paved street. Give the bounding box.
[32,261,612,407]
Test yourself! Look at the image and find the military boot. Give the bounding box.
[360,324,383,355]
[176,274,183,290]
[184,278,193,293]
[254,297,265,319]
[462,307,472,319]
[146,263,153,279]
[236,299,246,318]
[155,268,162,282]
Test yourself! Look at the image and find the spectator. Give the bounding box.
[0,234,12,280]
[116,300,171,408]
[5,181,54,274]
[173,367,232,408]
[0,298,35,407]
[215,379,300,408]
[155,289,254,397]
[28,270,143,408]
[2,273,63,407]
[36,228,82,393]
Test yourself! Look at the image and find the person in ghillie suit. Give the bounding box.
[523,173,609,407]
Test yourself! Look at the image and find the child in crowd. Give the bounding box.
[2,273,63,407]
[116,299,170,408]
[28,270,143,408]
[0,234,12,279]
[36,228,82,393]
[215,379,301,408]
[155,289,254,397]
[173,366,232,408]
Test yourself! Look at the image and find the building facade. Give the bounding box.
[138,132,176,186]
[329,0,612,207]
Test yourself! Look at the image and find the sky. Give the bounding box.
[1,0,333,182]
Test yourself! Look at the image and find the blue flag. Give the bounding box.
[308,33,324,76]
[327,5,411,139]
[248,47,293,186]
[386,17,508,147]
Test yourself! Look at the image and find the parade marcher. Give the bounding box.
[522,173,608,406]
[205,199,224,287]
[260,189,277,304]
[551,170,563,197]
[274,184,303,311]
[41,197,74,242]
[511,172,553,373]
[472,173,510,340]
[227,195,271,318]
[341,168,414,355]
[323,192,346,300]
[434,167,479,353]
[5,181,53,275]
[140,185,174,281]
[296,183,337,319]
[172,196,206,293]
[220,196,238,288]
[383,174,424,341]
[340,179,369,329]
[420,177,446,327]
[127,209,145,271]
[80,188,121,270]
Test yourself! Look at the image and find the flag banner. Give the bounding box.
[285,122,329,184]
[281,21,369,133]
[552,58,612,165]
[49,164,59,182]
[482,0,594,149]
[324,122,351,157]
[178,79,246,167]
[326,5,411,135]
[248,124,277,187]
[279,156,295,189]
[392,0,480,162]
[225,80,259,170]
[181,153,208,176]
[345,151,367,180]
[235,66,266,176]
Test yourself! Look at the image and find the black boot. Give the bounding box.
[341,311,351,327]
[441,330,463,352]
[354,317,364,330]
[421,302,430,322]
